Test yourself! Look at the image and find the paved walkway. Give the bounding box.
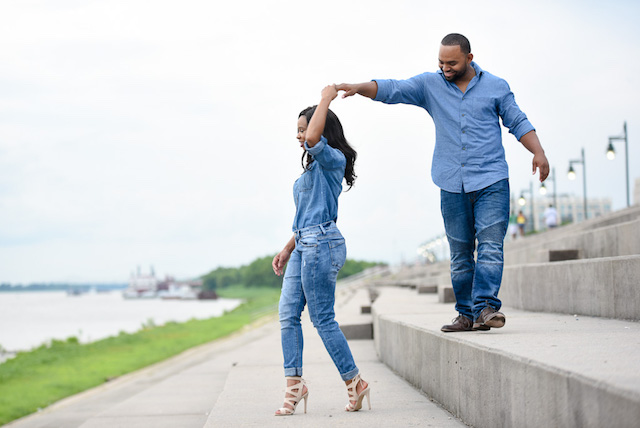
[6,298,466,428]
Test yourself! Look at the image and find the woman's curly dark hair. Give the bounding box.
[299,106,357,190]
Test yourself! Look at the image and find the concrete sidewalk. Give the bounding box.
[5,295,466,428]
[203,314,465,427]
[4,318,278,428]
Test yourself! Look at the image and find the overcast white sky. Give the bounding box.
[1,0,638,284]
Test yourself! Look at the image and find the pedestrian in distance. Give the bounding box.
[336,33,549,333]
[517,210,527,236]
[508,210,519,240]
[544,204,558,229]
[271,85,371,416]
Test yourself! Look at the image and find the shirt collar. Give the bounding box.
[470,61,483,77]
[437,61,483,78]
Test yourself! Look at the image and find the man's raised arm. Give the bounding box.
[336,81,378,99]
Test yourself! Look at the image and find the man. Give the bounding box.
[337,33,549,332]
[544,204,558,229]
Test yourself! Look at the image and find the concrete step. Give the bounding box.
[381,261,450,282]
[438,285,456,303]
[370,278,417,289]
[502,255,640,320]
[508,205,640,247]
[505,207,640,265]
[372,287,640,428]
[336,285,374,340]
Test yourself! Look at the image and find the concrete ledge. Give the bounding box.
[505,216,640,265]
[339,323,373,340]
[417,284,438,294]
[370,279,416,289]
[438,286,456,303]
[506,206,640,252]
[335,283,374,340]
[372,288,640,428]
[549,249,580,262]
[502,255,640,320]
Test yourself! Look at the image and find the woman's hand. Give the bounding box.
[321,84,338,102]
[272,249,291,276]
[306,85,338,146]
[272,236,295,276]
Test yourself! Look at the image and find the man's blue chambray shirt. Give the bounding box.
[373,62,535,193]
[292,135,346,231]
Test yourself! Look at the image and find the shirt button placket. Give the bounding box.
[460,96,469,182]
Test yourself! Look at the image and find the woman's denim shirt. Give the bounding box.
[292,135,346,231]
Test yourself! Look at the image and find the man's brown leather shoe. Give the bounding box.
[473,306,506,330]
[473,323,491,331]
[441,315,473,332]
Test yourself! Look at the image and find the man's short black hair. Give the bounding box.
[441,33,471,55]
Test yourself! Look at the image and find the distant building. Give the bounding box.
[124,266,208,299]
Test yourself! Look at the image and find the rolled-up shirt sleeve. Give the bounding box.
[373,74,427,107]
[498,82,535,140]
[304,135,346,170]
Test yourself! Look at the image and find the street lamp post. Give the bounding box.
[540,166,558,210]
[607,121,630,208]
[568,148,587,221]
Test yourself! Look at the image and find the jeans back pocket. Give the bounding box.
[329,238,346,270]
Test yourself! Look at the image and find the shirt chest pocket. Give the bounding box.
[295,171,312,192]
[471,97,498,120]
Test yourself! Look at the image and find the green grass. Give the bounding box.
[0,285,281,425]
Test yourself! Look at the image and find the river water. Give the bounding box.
[0,291,242,353]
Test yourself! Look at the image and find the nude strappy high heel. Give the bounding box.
[345,374,371,412]
[275,377,308,416]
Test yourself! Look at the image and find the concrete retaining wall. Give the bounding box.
[375,314,640,428]
[368,205,640,428]
[505,206,640,258]
[502,255,640,320]
[371,288,640,428]
[505,218,640,265]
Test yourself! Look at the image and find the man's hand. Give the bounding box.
[520,131,549,182]
[336,81,378,99]
[336,83,359,98]
[533,151,550,182]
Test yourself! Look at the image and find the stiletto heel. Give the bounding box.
[275,377,308,416]
[345,374,371,412]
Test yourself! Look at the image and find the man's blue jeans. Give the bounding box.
[441,179,510,321]
[278,221,359,381]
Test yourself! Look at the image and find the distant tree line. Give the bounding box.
[201,255,384,291]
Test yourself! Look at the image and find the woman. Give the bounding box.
[272,85,370,416]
